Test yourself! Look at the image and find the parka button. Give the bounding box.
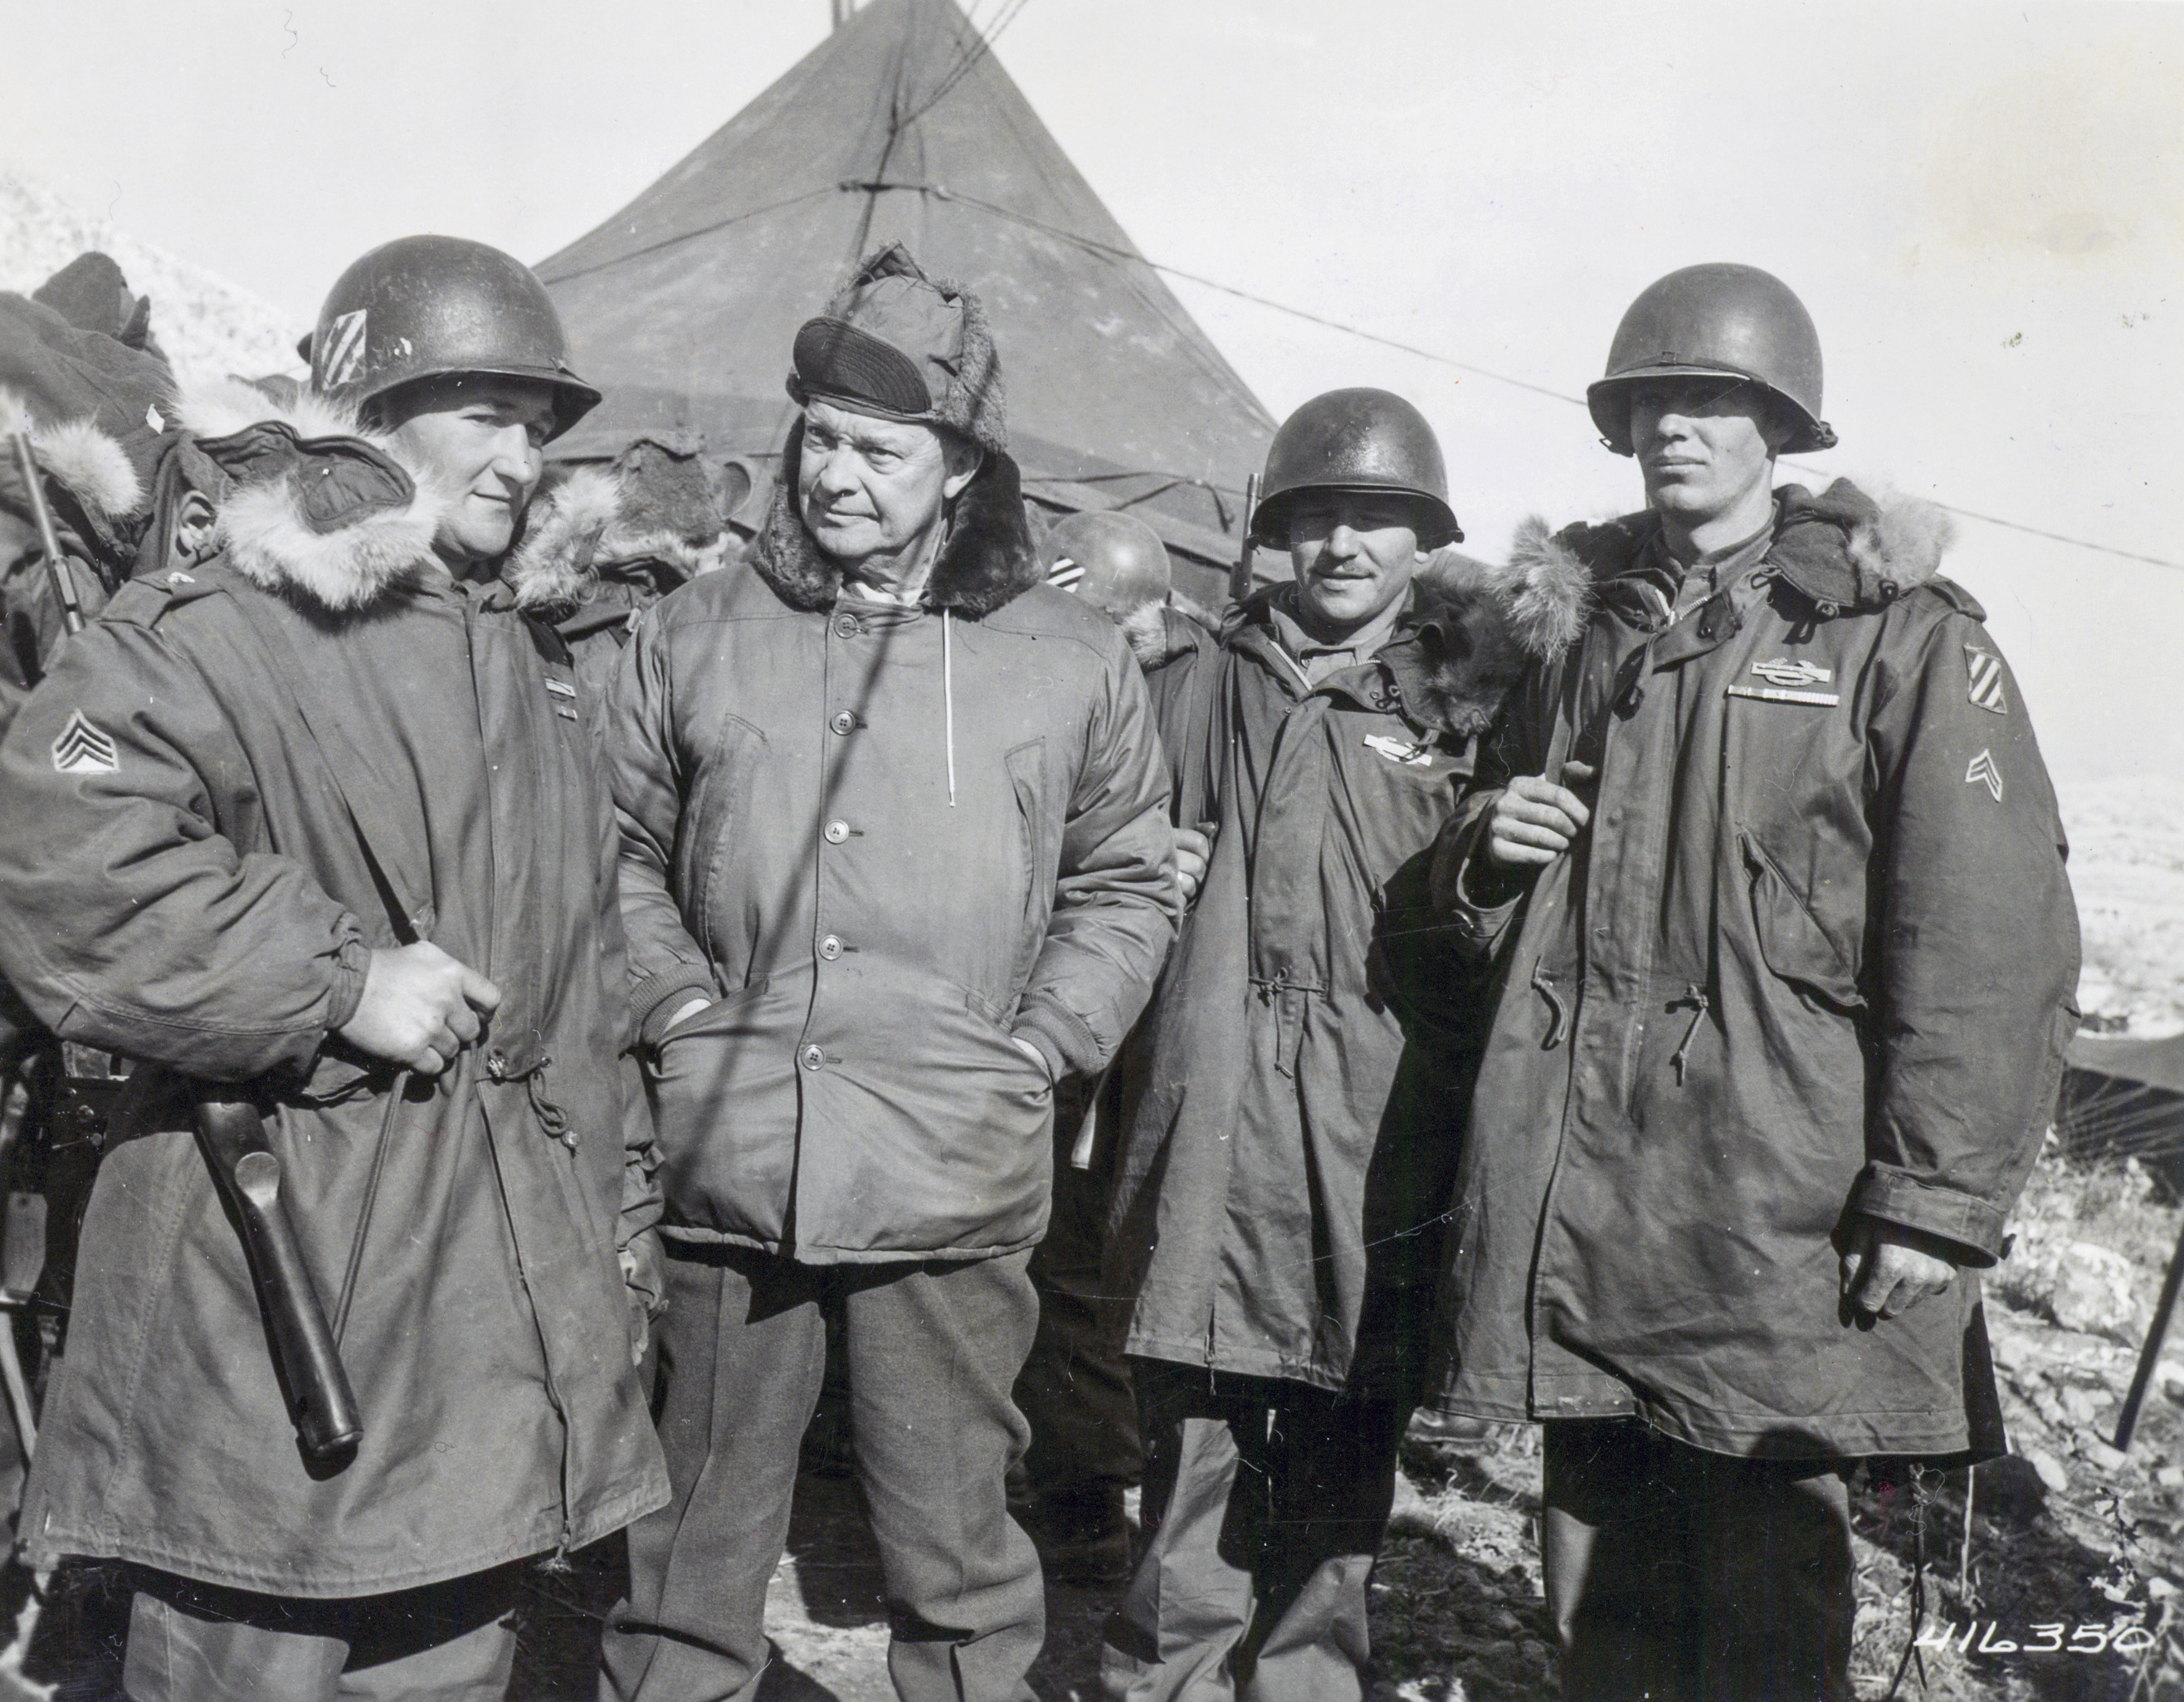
[830,710,856,735]
[819,935,843,960]
[834,614,860,639]
[824,818,851,845]
[801,1044,826,1070]
[1816,600,1840,618]
[485,1049,508,1080]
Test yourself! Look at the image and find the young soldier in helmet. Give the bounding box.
[597,245,1176,1702]
[0,235,668,1700]
[1101,391,1515,1701]
[1426,265,2078,1700]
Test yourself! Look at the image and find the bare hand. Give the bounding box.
[1486,763,1596,867]
[1174,825,1214,903]
[1842,1221,1959,1322]
[336,943,501,1076]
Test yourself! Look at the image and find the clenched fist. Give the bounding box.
[1841,1220,1960,1323]
[337,942,502,1075]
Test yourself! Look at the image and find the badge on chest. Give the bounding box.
[1726,656,1840,707]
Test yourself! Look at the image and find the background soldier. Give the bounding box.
[1426,264,2079,1700]
[0,235,668,1700]
[598,245,1176,1702]
[1101,390,1512,1702]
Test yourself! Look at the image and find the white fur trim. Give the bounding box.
[38,418,144,518]
[1846,490,1953,590]
[1492,515,1597,658]
[177,375,456,612]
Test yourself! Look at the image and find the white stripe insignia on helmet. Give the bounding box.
[319,310,369,388]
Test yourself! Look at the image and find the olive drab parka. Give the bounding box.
[1105,573,1528,1397]
[0,381,668,1593]
[605,431,1177,1264]
[1426,481,2079,1460]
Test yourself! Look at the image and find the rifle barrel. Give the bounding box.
[9,432,86,636]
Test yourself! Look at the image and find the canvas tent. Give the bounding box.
[538,0,1276,604]
[2057,1030,2184,1198]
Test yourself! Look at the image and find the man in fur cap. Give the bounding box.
[597,245,1176,1701]
[0,234,668,1700]
[1099,389,1508,1702]
[1426,265,2079,1700]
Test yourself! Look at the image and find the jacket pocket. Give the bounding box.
[688,711,766,959]
[1739,830,1863,1010]
[1006,739,1052,980]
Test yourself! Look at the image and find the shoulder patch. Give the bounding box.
[51,710,119,775]
[1963,642,2009,714]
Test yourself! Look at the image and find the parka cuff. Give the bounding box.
[1012,1005,1092,1083]
[1851,1164,2010,1265]
[325,935,373,1037]
[1432,809,1528,957]
[632,968,718,1049]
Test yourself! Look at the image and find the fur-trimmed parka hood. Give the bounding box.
[1493,479,1957,662]
[745,418,1039,617]
[1115,593,1217,674]
[177,378,456,613]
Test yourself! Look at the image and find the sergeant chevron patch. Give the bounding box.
[1963,643,2008,714]
[1966,748,2005,802]
[51,710,118,775]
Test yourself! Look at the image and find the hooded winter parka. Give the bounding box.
[606,435,1177,1264]
[0,382,669,1594]
[1426,482,2079,1460]
[1107,578,1523,1397]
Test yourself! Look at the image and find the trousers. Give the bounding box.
[1016,1074,1141,1500]
[119,1565,519,1702]
[599,1243,1046,1702]
[1100,1363,1408,1702]
[1542,1418,1854,1702]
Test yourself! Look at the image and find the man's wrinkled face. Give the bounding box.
[1629,378,1785,528]
[1287,490,1424,637]
[381,375,557,564]
[797,400,975,571]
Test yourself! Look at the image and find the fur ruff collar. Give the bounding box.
[745,420,1040,617]
[0,388,147,523]
[1116,593,1217,673]
[178,378,456,614]
[1496,479,1955,660]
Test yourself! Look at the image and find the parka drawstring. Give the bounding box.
[942,608,957,807]
[1670,984,1710,1084]
[1531,958,1568,1051]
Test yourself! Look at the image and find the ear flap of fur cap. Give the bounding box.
[180,378,451,613]
[596,435,729,582]
[505,464,622,612]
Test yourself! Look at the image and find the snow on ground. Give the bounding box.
[0,173,302,388]
[2059,775,2184,1036]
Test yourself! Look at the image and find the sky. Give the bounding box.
[3,0,2180,788]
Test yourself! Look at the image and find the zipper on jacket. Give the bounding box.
[1669,984,1709,1085]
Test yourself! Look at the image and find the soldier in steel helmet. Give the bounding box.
[1425,265,2079,1698]
[1099,391,1523,1700]
[0,235,669,1699]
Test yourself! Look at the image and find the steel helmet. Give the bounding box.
[306,236,599,441]
[1040,510,1172,616]
[1249,388,1460,550]
[1587,263,1836,456]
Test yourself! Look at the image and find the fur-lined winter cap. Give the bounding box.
[786,244,1006,454]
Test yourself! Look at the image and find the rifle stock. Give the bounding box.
[192,1087,362,1458]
